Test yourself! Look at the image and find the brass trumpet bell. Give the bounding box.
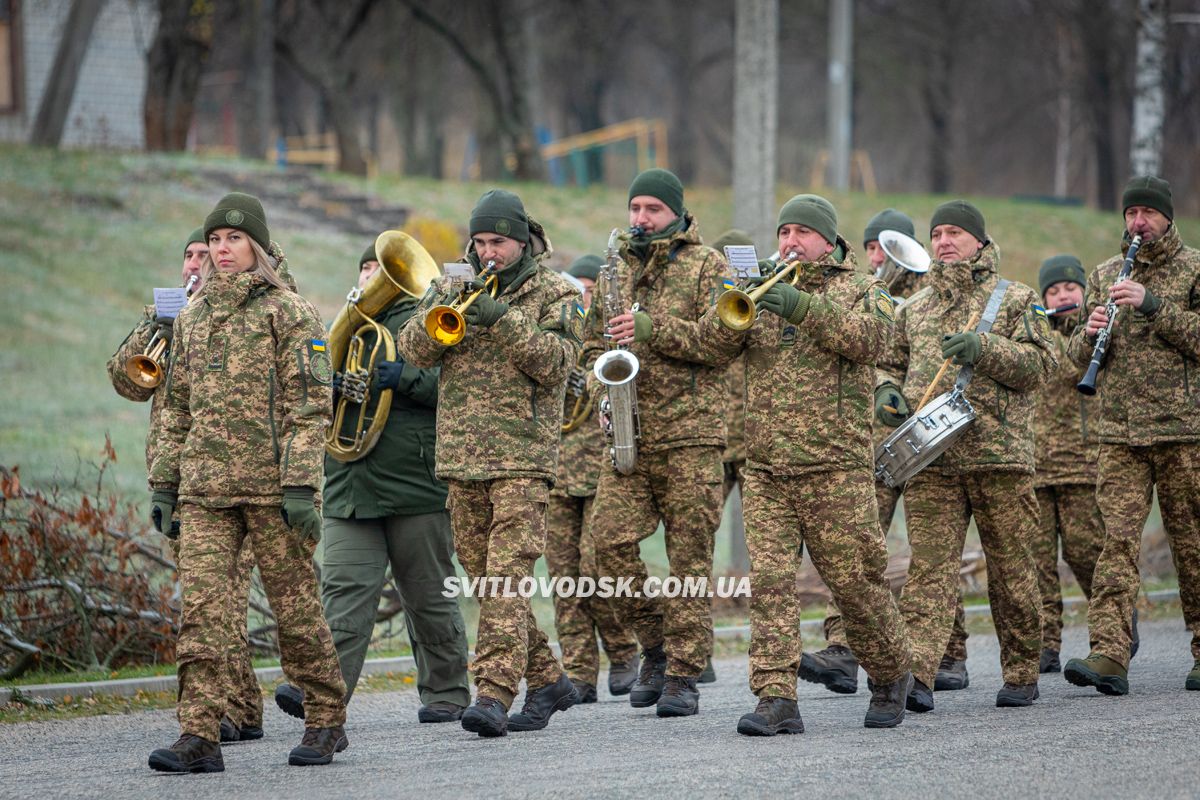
[715,289,757,331]
[422,268,498,347]
[124,333,168,389]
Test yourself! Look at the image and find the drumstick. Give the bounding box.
[916,309,983,412]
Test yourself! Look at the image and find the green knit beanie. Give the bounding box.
[204,192,270,251]
[628,168,684,216]
[1038,254,1086,297]
[359,243,378,268]
[1122,175,1173,221]
[776,194,838,245]
[863,208,915,246]
[184,227,205,253]
[567,254,604,282]
[930,200,986,244]
[469,189,530,243]
[712,229,755,251]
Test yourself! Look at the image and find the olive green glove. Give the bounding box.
[632,311,654,343]
[758,282,813,325]
[462,290,509,328]
[875,383,909,428]
[1137,286,1162,316]
[941,332,983,366]
[280,486,322,543]
[150,488,178,538]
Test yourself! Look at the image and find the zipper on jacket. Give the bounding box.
[268,366,280,463]
[295,349,309,405]
[530,383,538,423]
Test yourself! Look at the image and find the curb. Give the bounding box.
[2,588,1181,707]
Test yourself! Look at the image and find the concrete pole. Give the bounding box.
[827,0,853,191]
[732,0,779,252]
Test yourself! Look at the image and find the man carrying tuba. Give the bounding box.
[274,241,471,726]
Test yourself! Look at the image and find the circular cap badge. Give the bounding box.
[495,219,510,236]
[225,209,245,226]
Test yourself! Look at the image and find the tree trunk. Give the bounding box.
[237,0,275,160]
[1077,1,1120,209]
[30,0,105,147]
[324,84,368,176]
[1130,0,1166,176]
[143,0,210,151]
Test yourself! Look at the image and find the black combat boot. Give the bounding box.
[1186,660,1200,691]
[699,657,717,684]
[508,673,579,731]
[219,717,240,743]
[607,651,639,696]
[736,696,804,736]
[461,696,508,737]
[274,683,305,720]
[864,671,912,728]
[287,726,349,766]
[655,675,699,717]
[906,677,934,713]
[934,655,969,690]
[798,644,859,694]
[417,701,465,723]
[629,644,668,707]
[995,682,1039,707]
[238,723,264,741]
[148,734,225,773]
[571,679,598,704]
[1040,648,1061,674]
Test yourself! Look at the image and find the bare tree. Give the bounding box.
[1130,0,1167,176]
[30,0,105,147]
[143,0,212,151]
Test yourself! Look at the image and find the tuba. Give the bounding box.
[325,230,442,462]
[595,228,641,474]
[124,274,198,389]
[877,229,930,297]
[561,300,596,433]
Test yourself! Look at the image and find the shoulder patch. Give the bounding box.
[308,339,333,385]
[1024,304,1051,342]
[874,288,896,322]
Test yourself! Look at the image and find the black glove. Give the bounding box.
[151,488,178,536]
[874,384,910,428]
[151,316,174,345]
[375,360,405,391]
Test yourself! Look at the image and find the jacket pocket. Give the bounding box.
[995,383,1010,423]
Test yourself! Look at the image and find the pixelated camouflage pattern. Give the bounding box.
[885,266,926,303]
[581,214,730,454]
[1086,444,1200,669]
[695,239,893,475]
[150,271,333,504]
[1066,225,1200,446]
[554,387,607,498]
[879,240,1057,474]
[107,305,165,472]
[591,446,723,678]
[899,469,1042,688]
[546,493,638,685]
[176,503,345,740]
[744,467,910,699]
[722,354,747,464]
[1033,485,1104,652]
[1034,319,1098,486]
[447,477,563,708]
[396,259,580,484]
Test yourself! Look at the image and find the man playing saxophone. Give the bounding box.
[584,169,730,718]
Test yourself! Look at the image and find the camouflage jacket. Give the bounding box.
[1034,319,1098,487]
[696,240,893,475]
[884,266,926,304]
[1067,225,1200,446]
[107,304,166,473]
[722,354,747,464]
[555,399,607,498]
[149,271,333,506]
[878,241,1057,474]
[581,214,730,454]
[396,249,581,485]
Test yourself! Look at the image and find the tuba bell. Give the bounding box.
[325,230,442,462]
[877,229,930,283]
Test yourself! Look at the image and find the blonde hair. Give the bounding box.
[194,237,292,297]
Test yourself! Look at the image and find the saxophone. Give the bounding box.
[594,227,641,475]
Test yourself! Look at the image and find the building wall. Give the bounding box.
[0,0,157,148]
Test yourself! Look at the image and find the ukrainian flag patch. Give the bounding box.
[575,302,586,319]
[1032,305,1048,319]
[874,288,896,321]
[722,277,737,290]
[311,339,327,352]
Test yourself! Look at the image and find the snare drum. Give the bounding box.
[874,390,976,488]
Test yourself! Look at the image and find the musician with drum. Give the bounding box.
[274,240,471,727]
[877,200,1056,713]
[1063,176,1200,697]
[696,194,914,735]
[397,189,582,737]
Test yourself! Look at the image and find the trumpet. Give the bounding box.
[715,251,799,331]
[124,274,198,389]
[423,260,498,346]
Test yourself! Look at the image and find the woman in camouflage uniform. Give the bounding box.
[146,193,347,773]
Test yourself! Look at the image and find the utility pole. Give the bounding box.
[827,0,853,191]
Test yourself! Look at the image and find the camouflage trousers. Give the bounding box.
[545,493,638,686]
[592,446,723,678]
[900,470,1042,689]
[824,482,970,662]
[1088,443,1200,667]
[168,536,262,729]
[177,503,346,741]
[446,478,562,708]
[1033,484,1104,652]
[744,467,911,700]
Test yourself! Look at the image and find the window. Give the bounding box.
[0,0,18,113]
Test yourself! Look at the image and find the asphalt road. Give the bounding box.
[3,618,1197,800]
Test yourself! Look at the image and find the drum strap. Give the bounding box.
[953,278,1011,392]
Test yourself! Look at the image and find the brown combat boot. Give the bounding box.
[287,726,349,766]
[148,734,224,773]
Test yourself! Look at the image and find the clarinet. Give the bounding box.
[1077,234,1142,396]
